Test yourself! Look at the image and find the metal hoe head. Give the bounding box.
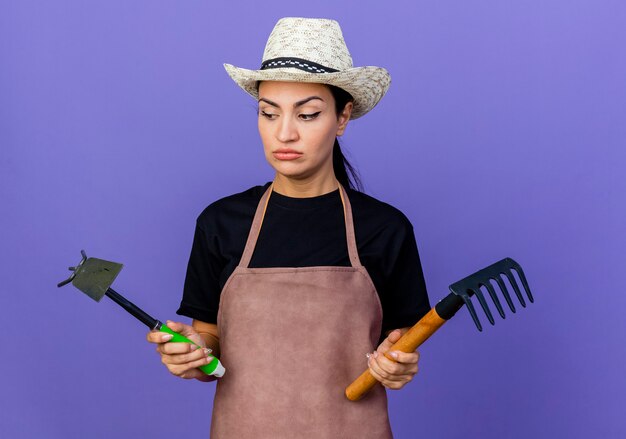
[448,257,534,331]
[57,250,124,301]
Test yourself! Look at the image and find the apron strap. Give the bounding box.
[338,183,362,267]
[239,183,274,269]
[238,182,363,268]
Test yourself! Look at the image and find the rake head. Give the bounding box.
[448,257,534,331]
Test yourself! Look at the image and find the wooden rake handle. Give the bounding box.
[345,293,465,401]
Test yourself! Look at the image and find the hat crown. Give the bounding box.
[261,17,354,71]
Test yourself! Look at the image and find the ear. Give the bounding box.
[336,101,353,136]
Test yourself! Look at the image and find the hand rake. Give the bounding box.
[57,250,225,377]
[345,257,534,401]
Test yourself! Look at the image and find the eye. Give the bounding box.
[300,111,321,121]
[260,110,278,120]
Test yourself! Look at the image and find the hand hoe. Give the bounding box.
[57,250,225,377]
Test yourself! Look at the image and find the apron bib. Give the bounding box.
[211,183,393,438]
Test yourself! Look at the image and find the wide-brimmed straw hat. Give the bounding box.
[223,17,391,120]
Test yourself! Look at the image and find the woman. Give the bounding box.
[146,17,431,438]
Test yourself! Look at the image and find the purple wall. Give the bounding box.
[2,1,624,438]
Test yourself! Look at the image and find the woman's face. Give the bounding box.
[257,81,352,182]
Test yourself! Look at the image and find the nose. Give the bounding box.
[276,115,299,143]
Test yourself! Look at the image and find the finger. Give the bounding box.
[178,367,205,380]
[168,353,215,378]
[180,367,218,381]
[162,348,212,365]
[375,351,418,378]
[376,351,415,375]
[368,364,414,387]
[165,320,196,338]
[195,373,219,383]
[376,329,404,353]
[376,333,397,353]
[368,354,415,387]
[386,350,419,365]
[162,321,206,347]
[381,376,413,390]
[146,330,173,344]
[387,329,404,342]
[159,341,200,355]
[368,352,410,382]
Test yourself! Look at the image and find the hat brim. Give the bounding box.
[223,63,391,120]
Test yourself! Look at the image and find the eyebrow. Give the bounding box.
[258,96,324,108]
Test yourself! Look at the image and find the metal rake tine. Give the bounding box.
[461,294,483,332]
[493,275,516,313]
[482,281,505,319]
[511,265,534,304]
[503,269,526,308]
[471,288,495,326]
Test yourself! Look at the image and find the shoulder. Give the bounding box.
[195,182,272,231]
[346,188,414,233]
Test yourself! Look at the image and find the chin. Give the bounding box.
[268,160,308,178]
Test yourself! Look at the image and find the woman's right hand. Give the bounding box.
[146,320,217,382]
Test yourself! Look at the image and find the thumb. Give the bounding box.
[164,320,191,336]
[163,320,205,348]
[376,329,403,353]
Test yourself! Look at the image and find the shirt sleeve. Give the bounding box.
[175,219,223,324]
[379,218,431,335]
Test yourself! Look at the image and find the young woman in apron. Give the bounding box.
[146,17,431,438]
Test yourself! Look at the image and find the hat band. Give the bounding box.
[260,57,339,74]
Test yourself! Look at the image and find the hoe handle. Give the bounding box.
[105,288,225,377]
[158,325,225,377]
[345,293,464,401]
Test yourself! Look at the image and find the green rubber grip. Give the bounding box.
[159,325,223,376]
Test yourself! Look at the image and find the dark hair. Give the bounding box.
[327,85,363,192]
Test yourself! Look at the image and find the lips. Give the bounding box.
[273,148,303,161]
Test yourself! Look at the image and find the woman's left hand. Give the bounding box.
[367,328,419,390]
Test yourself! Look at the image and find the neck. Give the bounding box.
[272,172,339,198]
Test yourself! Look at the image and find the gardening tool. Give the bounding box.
[345,257,533,401]
[57,250,225,377]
